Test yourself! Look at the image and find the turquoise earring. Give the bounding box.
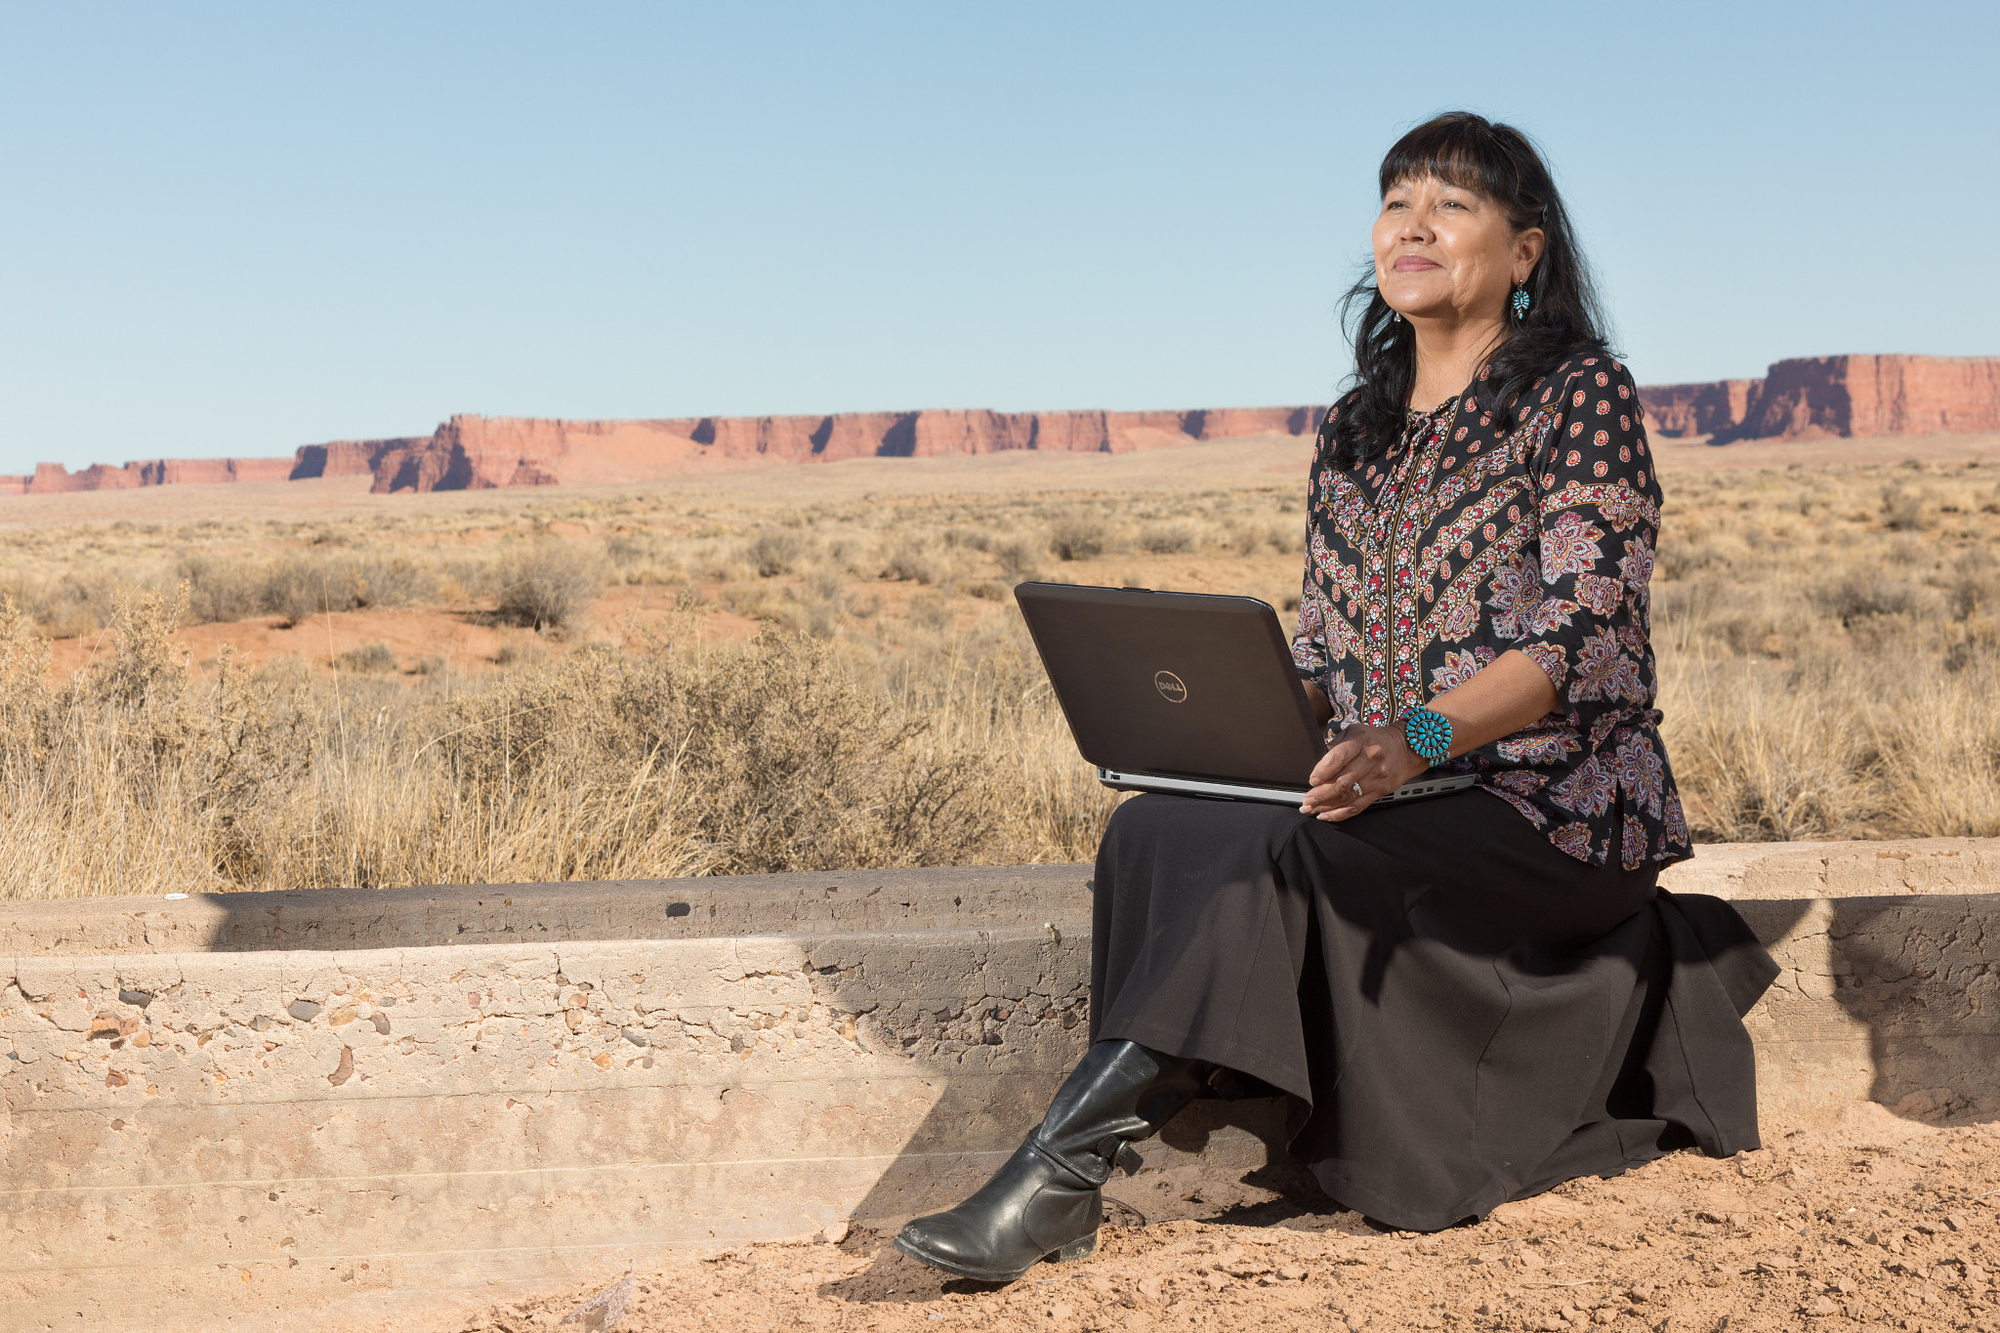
[1510,287,1531,321]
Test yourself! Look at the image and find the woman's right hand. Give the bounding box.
[1302,724,1429,821]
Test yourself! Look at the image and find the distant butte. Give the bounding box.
[1,406,1332,495]
[5,355,1995,495]
[1640,354,2000,443]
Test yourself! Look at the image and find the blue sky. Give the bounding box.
[2,2,1992,472]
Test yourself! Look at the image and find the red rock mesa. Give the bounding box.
[0,457,296,496]
[3,405,1330,495]
[6,355,1995,495]
[1639,355,2000,443]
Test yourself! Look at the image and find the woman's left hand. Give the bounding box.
[1302,725,1431,821]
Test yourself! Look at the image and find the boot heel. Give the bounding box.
[1053,1231,1099,1263]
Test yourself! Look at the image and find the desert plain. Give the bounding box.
[6,425,2000,1333]
[3,425,1997,903]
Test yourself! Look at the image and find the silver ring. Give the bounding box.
[1350,782,1364,798]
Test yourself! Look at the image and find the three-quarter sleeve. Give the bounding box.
[1512,361,1662,739]
[1291,570,1331,686]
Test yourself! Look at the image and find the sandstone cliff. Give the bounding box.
[1,406,1329,496]
[11,355,1996,497]
[1634,379,1759,438]
[348,404,1329,493]
[0,456,296,496]
[1639,355,2000,443]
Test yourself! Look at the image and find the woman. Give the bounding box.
[895,112,1778,1283]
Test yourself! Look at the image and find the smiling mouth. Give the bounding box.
[1392,255,1442,272]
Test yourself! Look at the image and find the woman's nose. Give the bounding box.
[1398,207,1436,242]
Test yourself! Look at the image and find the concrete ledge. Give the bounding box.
[5,838,1999,1331]
[0,864,1093,956]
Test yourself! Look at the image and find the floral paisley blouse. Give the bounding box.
[1290,354,1692,870]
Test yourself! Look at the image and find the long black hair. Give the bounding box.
[1328,112,1611,471]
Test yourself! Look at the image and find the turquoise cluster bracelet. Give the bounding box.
[1402,706,1454,764]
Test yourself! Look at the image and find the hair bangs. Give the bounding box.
[1377,114,1540,229]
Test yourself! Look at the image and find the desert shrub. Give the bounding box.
[1223,521,1264,557]
[748,529,804,578]
[990,536,1041,581]
[1047,512,1106,562]
[177,553,268,624]
[495,641,548,670]
[0,598,53,751]
[883,537,948,584]
[694,541,752,582]
[721,582,792,629]
[249,553,442,626]
[92,583,193,710]
[1811,574,1924,625]
[1881,485,1926,532]
[259,556,336,625]
[795,568,849,638]
[332,643,398,674]
[339,554,439,608]
[606,534,650,568]
[493,541,602,631]
[1943,551,1998,620]
[908,591,956,632]
[1138,520,1201,554]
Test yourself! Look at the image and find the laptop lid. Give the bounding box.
[1013,583,1326,789]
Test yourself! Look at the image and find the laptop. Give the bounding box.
[1013,582,1477,807]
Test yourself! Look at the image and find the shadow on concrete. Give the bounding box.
[1,865,1095,958]
[1814,892,2000,1122]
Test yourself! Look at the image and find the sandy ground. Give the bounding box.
[1647,430,2000,474]
[38,548,1302,682]
[38,583,745,680]
[437,1100,2000,1333]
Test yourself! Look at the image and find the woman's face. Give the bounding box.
[1372,175,1544,324]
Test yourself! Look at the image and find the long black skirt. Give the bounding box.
[1090,789,1779,1233]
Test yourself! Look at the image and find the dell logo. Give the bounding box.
[1153,670,1187,703]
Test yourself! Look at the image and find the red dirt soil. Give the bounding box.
[442,1100,2000,1333]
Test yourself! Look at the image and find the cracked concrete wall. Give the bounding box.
[1,926,1101,1331]
[3,840,1998,1332]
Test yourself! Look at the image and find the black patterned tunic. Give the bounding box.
[1290,354,1693,870]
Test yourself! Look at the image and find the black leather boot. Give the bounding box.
[893,1039,1216,1283]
